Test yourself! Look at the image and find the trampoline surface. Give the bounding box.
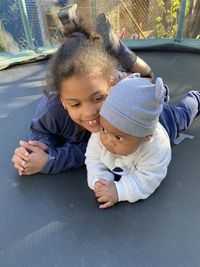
[0,51,200,267]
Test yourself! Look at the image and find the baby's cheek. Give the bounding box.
[99,131,104,143]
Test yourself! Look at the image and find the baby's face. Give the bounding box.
[99,117,146,156]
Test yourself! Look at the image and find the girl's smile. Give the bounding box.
[84,117,100,127]
[60,74,113,132]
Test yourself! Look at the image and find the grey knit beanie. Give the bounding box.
[100,75,166,137]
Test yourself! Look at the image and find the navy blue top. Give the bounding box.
[29,92,91,174]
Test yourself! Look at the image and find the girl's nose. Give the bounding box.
[83,103,99,117]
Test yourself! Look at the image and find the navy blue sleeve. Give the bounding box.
[43,138,88,174]
[29,93,90,174]
[29,93,72,147]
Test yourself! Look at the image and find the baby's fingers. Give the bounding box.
[95,190,104,198]
[97,195,108,203]
[99,201,113,209]
[94,182,104,192]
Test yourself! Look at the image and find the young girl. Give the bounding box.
[12,17,200,176]
[11,13,152,175]
[12,27,117,175]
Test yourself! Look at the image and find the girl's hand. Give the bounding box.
[20,146,48,175]
[12,145,30,175]
[18,141,48,175]
[94,179,118,209]
[12,140,49,176]
[27,140,48,151]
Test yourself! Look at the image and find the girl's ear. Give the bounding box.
[109,75,116,86]
[144,135,153,142]
[60,95,66,110]
[106,76,116,95]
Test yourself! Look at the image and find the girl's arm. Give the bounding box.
[29,93,72,147]
[85,133,114,190]
[43,139,88,173]
[15,138,88,175]
[13,93,88,174]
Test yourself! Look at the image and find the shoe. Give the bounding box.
[58,4,78,27]
[164,84,170,103]
[96,13,136,71]
[96,13,121,56]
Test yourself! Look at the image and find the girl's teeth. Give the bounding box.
[88,120,97,125]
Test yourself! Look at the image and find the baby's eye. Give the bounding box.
[101,126,107,133]
[115,136,123,141]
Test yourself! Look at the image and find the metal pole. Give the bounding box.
[175,0,187,42]
[88,0,96,22]
[19,0,35,50]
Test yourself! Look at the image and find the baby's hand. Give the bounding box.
[94,179,118,209]
[94,180,105,191]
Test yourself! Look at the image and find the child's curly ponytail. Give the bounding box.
[45,17,116,96]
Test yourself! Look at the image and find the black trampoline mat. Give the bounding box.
[0,51,200,267]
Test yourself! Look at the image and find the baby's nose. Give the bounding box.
[104,134,115,147]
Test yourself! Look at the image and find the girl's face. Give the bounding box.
[60,74,114,132]
[99,116,151,156]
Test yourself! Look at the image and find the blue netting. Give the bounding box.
[0,0,27,49]
[0,0,43,49]
[0,0,199,70]
[25,0,43,48]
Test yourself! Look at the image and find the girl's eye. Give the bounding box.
[115,136,123,141]
[70,103,80,108]
[101,126,107,133]
[94,95,107,102]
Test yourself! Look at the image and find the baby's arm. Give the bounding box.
[85,133,114,190]
[115,142,171,203]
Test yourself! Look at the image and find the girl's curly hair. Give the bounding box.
[45,20,116,95]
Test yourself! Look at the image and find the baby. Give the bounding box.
[85,75,171,208]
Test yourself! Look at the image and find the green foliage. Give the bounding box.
[156,0,181,38]
[0,18,19,52]
[0,20,8,51]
